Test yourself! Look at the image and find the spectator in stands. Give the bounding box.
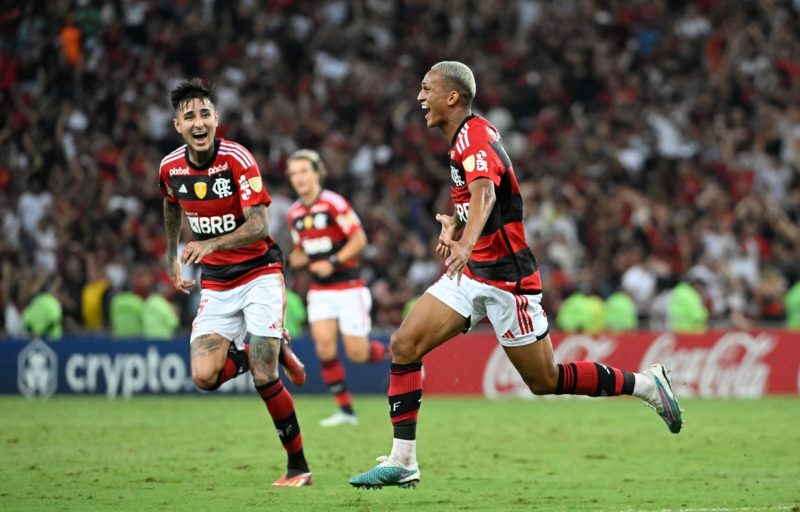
[22,281,63,340]
[667,275,709,333]
[785,281,800,330]
[283,288,307,339]
[604,290,638,332]
[142,290,180,340]
[109,287,144,338]
[1,1,799,338]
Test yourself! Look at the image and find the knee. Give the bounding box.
[522,366,559,396]
[389,329,421,363]
[343,344,369,363]
[192,371,219,391]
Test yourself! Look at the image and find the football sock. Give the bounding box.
[388,362,422,438]
[388,362,422,466]
[632,372,656,399]
[390,438,417,467]
[255,379,308,472]
[209,353,243,390]
[368,340,389,363]
[555,362,635,396]
[320,358,353,414]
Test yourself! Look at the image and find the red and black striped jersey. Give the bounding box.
[158,138,283,291]
[287,189,365,290]
[448,115,542,294]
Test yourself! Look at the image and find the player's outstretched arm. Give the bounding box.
[182,204,269,265]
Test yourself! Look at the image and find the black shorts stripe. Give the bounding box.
[201,245,283,283]
[467,248,539,282]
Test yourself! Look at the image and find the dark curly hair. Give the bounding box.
[169,78,214,112]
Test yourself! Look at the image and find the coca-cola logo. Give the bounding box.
[641,332,775,398]
[481,335,617,399]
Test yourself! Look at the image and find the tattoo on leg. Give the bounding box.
[249,334,279,381]
[191,334,227,360]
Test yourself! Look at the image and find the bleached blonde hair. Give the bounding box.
[287,149,327,183]
[431,61,476,105]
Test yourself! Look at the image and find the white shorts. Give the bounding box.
[306,286,372,337]
[190,273,285,349]
[425,274,549,347]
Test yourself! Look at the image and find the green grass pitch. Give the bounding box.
[1,395,798,511]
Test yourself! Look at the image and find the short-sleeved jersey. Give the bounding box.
[448,115,542,294]
[159,138,283,291]
[287,189,365,290]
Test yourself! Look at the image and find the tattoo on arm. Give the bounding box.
[164,199,183,264]
[208,204,269,252]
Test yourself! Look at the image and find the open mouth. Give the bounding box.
[192,130,209,145]
[422,105,430,121]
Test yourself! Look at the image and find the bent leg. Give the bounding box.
[390,293,469,364]
[504,334,683,432]
[504,334,636,397]
[190,333,232,390]
[502,334,559,395]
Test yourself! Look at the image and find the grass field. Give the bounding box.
[0,395,798,512]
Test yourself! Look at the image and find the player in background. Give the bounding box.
[285,149,389,427]
[349,61,683,489]
[159,78,311,487]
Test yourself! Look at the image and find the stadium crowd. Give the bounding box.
[2,0,800,338]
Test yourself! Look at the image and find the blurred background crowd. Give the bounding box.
[2,0,800,339]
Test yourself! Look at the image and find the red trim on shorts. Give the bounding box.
[309,278,365,291]
[356,287,369,331]
[515,294,533,335]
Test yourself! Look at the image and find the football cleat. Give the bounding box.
[272,471,313,488]
[278,329,306,387]
[643,364,683,434]
[319,410,359,427]
[349,456,420,489]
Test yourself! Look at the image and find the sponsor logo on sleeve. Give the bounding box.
[475,150,488,172]
[238,175,251,201]
[248,176,263,193]
[463,154,476,172]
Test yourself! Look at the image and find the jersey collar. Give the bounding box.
[185,139,221,171]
